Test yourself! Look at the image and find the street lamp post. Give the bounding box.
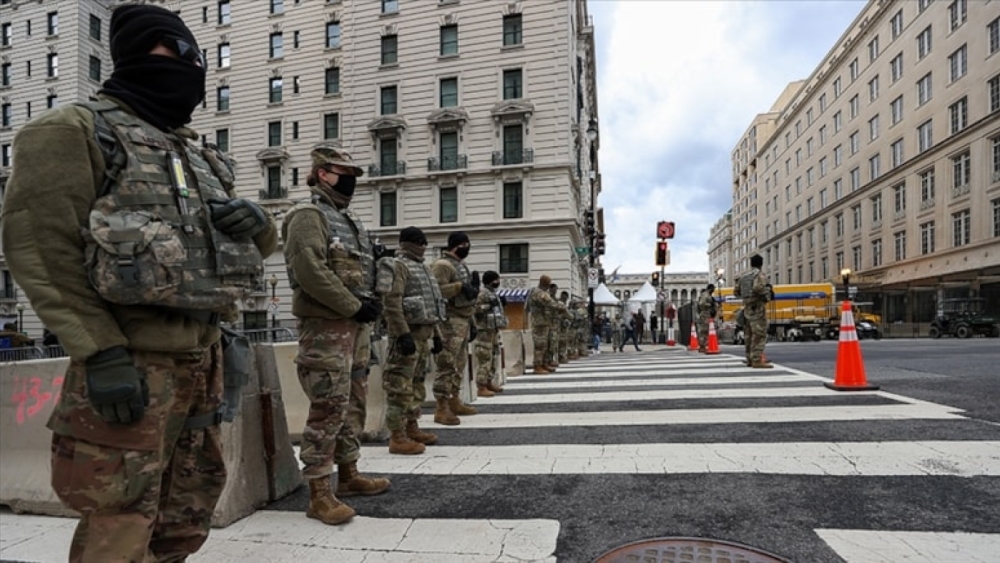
[15,303,24,333]
[586,119,598,329]
[269,274,279,340]
[840,268,852,304]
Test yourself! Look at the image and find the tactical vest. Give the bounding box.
[739,269,759,301]
[284,198,375,300]
[441,254,475,308]
[475,288,509,331]
[399,256,447,325]
[81,100,263,312]
[528,287,550,326]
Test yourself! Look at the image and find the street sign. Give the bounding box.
[657,290,666,301]
[657,221,675,239]
[268,301,279,312]
[587,267,599,288]
[575,246,590,255]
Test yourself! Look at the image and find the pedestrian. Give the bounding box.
[545,283,565,370]
[431,232,480,423]
[649,312,659,344]
[557,291,572,363]
[1,5,278,559]
[696,284,717,353]
[376,227,447,447]
[591,314,604,354]
[635,310,646,344]
[528,275,559,373]
[619,313,642,352]
[282,142,390,526]
[611,314,623,352]
[473,271,508,396]
[736,254,774,368]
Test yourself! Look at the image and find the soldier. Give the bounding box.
[736,254,774,368]
[695,284,718,353]
[283,142,390,526]
[473,271,508,397]
[557,291,573,363]
[546,283,565,370]
[612,314,624,353]
[1,5,278,559]
[377,227,447,449]
[528,275,558,373]
[431,232,480,423]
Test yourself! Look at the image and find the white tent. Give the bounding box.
[592,283,620,305]
[628,281,658,303]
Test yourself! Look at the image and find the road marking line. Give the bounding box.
[815,529,1000,563]
[483,386,873,405]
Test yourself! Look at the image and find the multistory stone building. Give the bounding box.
[724,0,1000,332]
[0,0,602,334]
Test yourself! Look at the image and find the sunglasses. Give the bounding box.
[162,35,205,68]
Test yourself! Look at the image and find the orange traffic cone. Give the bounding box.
[688,322,699,351]
[824,301,879,391]
[706,319,721,355]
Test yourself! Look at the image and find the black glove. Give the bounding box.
[208,198,269,240]
[470,270,480,288]
[397,333,417,356]
[85,346,149,425]
[469,324,478,341]
[432,335,444,355]
[461,282,479,300]
[352,300,382,323]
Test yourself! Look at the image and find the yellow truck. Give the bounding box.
[717,283,837,343]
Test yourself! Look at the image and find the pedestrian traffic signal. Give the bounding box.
[584,210,596,236]
[651,271,660,285]
[655,242,668,266]
[594,232,606,255]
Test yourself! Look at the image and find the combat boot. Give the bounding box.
[449,395,478,416]
[388,429,426,455]
[477,385,495,397]
[546,363,559,372]
[751,361,774,369]
[406,419,438,445]
[486,382,504,393]
[336,461,391,497]
[306,477,356,525]
[434,397,460,425]
[532,364,551,374]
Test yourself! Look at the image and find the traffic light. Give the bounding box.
[594,232,606,255]
[651,271,660,286]
[655,241,668,266]
[584,210,595,236]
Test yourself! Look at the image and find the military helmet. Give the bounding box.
[310,142,364,177]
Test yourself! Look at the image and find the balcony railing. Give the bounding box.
[920,198,935,210]
[368,161,407,177]
[258,185,289,200]
[951,183,970,198]
[427,154,467,171]
[492,148,534,166]
[0,286,16,300]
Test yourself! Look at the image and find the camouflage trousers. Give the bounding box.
[48,344,225,563]
[545,325,559,364]
[558,331,570,362]
[696,314,711,350]
[432,315,470,400]
[473,330,500,386]
[383,324,434,431]
[611,329,622,352]
[347,324,373,439]
[295,317,366,479]
[531,323,550,367]
[743,306,768,363]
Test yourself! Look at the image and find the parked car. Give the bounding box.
[928,298,1000,339]
[855,319,881,340]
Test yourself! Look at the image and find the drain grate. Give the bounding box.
[594,536,792,563]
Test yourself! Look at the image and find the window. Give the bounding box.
[869,154,881,181]
[993,136,1000,181]
[270,0,283,15]
[217,86,230,111]
[215,129,229,152]
[1,103,10,128]
[869,36,880,62]
[323,113,338,139]
[269,32,283,58]
[292,121,299,140]
[47,12,59,35]
[836,213,844,237]
[503,14,522,46]
[850,167,861,191]
[991,74,1000,113]
[849,131,859,155]
[820,125,828,145]
[852,205,863,230]
[920,221,936,254]
[949,45,967,82]
[849,95,859,118]
[952,209,970,246]
[868,75,880,102]
[807,108,814,126]
[380,86,397,114]
[894,183,906,214]
[294,30,300,49]
[380,192,397,227]
[919,0,932,12]
[821,257,829,278]
[869,115,880,141]
[1,63,9,87]
[820,93,827,112]
[265,166,281,199]
[948,97,968,134]
[503,68,522,99]
[439,131,459,169]
[381,35,397,65]
[952,151,970,190]
[821,220,829,242]
[834,110,843,132]
[325,67,340,95]
[993,198,1000,237]
[920,169,935,203]
[891,139,904,168]
[917,73,932,105]
[89,14,101,41]
[88,56,101,81]
[218,1,231,25]
[834,77,842,98]
[820,157,828,177]
[1,143,10,167]
[218,43,231,68]
[835,144,843,167]
[917,26,932,59]
[871,194,883,224]
[499,244,529,273]
[894,231,906,261]
[502,124,524,164]
[849,58,859,81]
[326,21,341,49]
[990,18,1000,56]
[440,187,458,223]
[890,53,903,82]
[891,95,904,124]
[439,77,458,107]
[891,10,903,39]
[1,22,10,47]
[440,24,458,56]
[269,77,283,103]
[948,0,966,31]
[382,0,398,14]
[871,239,883,267]
[379,137,399,175]
[267,121,281,146]
[503,181,523,219]
[852,246,862,270]
[46,94,58,108]
[47,53,58,78]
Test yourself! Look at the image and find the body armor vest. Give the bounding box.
[81,100,262,311]
[475,288,509,331]
[442,254,475,308]
[399,256,447,325]
[739,269,759,301]
[285,198,375,300]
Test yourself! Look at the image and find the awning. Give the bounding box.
[497,288,531,303]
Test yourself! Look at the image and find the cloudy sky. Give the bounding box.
[588,0,866,276]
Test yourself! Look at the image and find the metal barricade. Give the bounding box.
[241,327,298,343]
[0,346,46,362]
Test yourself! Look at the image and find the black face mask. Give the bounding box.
[100,55,206,131]
[454,246,470,260]
[333,174,357,198]
[491,283,500,289]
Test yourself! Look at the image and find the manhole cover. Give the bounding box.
[594,537,792,563]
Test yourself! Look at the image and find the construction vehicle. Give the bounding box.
[928,298,1000,338]
[718,283,837,344]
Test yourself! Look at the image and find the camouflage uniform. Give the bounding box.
[473,285,508,388]
[431,254,476,401]
[612,316,623,352]
[527,281,558,371]
[738,268,771,364]
[557,299,572,363]
[546,288,566,366]
[346,323,373,439]
[696,290,717,352]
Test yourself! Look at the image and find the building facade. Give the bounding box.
[0,0,602,335]
[723,0,1000,332]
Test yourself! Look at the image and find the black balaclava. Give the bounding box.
[448,231,470,259]
[100,5,206,132]
[483,270,500,289]
[399,227,428,259]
